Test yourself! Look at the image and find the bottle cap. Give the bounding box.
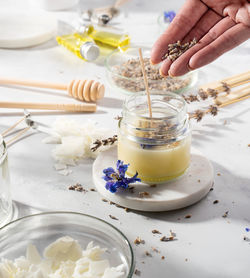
[80,41,100,61]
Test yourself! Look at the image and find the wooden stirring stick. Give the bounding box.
[138,48,152,118]
[200,70,250,93]
[0,78,105,102]
[218,94,250,108]
[215,84,250,105]
[0,101,96,112]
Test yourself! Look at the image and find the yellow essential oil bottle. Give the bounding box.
[87,25,130,48]
[75,25,130,54]
[56,33,100,61]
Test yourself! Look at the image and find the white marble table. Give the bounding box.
[0,0,250,277]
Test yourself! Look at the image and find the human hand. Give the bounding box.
[151,0,250,76]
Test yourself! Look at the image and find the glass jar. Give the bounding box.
[0,135,12,227]
[118,92,191,183]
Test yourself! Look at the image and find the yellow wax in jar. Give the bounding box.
[117,135,191,183]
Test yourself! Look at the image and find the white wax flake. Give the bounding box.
[42,117,114,167]
[57,169,73,176]
[0,236,125,278]
[54,163,67,171]
[26,244,42,265]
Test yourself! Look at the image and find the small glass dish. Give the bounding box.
[105,46,198,96]
[0,211,134,278]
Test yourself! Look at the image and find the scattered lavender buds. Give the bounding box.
[134,237,145,245]
[138,191,150,198]
[68,183,87,193]
[163,38,197,62]
[222,211,229,218]
[109,214,118,220]
[152,229,162,234]
[112,57,190,92]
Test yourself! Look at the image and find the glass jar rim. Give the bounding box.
[120,91,189,145]
[123,91,187,120]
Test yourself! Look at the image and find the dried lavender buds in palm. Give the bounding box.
[163,38,197,61]
[112,57,190,92]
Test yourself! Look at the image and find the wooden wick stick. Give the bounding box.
[218,94,250,108]
[215,84,250,105]
[200,70,250,92]
[1,116,26,137]
[138,48,152,118]
[6,126,31,145]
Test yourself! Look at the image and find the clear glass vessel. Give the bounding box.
[0,212,134,278]
[0,135,12,227]
[118,92,191,183]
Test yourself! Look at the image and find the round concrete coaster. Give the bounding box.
[93,147,214,212]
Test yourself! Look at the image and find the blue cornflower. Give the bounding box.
[245,228,250,232]
[163,10,176,23]
[103,160,141,193]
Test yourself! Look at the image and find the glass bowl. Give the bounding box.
[0,211,134,278]
[105,46,198,96]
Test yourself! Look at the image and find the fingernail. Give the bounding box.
[168,70,175,77]
[159,68,168,77]
[150,59,157,65]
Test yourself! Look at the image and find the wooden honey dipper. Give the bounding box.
[0,78,105,102]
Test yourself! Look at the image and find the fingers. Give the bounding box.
[182,9,222,43]
[168,17,236,76]
[150,0,208,64]
[189,23,250,69]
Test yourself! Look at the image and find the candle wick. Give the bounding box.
[138,48,152,118]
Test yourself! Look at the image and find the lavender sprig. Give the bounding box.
[103,160,141,193]
[91,135,117,152]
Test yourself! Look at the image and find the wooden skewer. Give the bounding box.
[0,78,105,102]
[200,70,250,92]
[138,48,152,118]
[0,101,96,112]
[6,126,31,145]
[215,84,250,105]
[1,115,26,137]
[218,94,250,108]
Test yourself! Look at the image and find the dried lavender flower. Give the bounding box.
[207,88,219,99]
[208,105,218,116]
[198,88,209,100]
[91,135,117,152]
[187,94,200,102]
[221,81,231,94]
[163,38,197,61]
[192,110,205,122]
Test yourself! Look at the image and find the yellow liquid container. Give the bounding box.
[86,25,130,48]
[56,33,100,61]
[118,92,191,183]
